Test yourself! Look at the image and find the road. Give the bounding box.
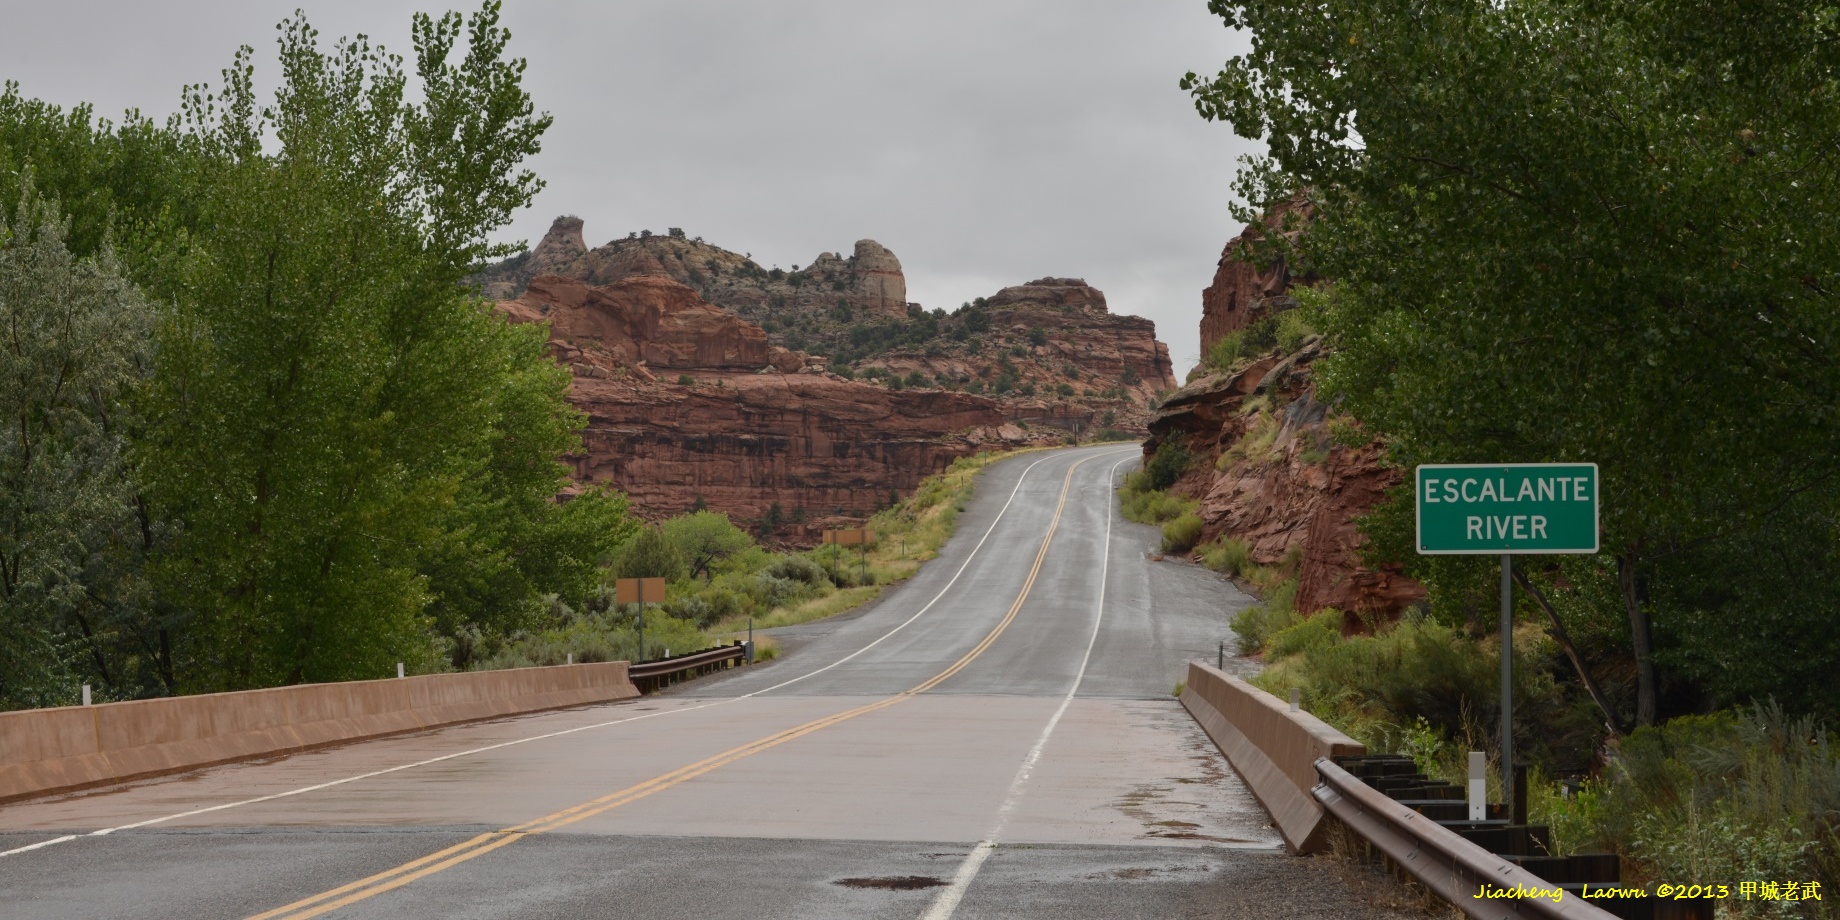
[0,446,1409,920]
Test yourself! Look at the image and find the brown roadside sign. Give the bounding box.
[614,577,666,604]
[822,528,870,546]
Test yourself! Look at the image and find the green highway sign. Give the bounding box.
[1415,463,1599,555]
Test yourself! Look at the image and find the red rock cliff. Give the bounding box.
[1148,341,1421,617]
[1200,197,1315,352]
[1150,202,1422,619]
[498,274,1050,535]
[478,220,1178,437]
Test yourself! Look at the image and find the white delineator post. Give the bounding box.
[81,685,91,707]
[1468,750,1487,821]
[397,662,405,679]
[1289,687,1301,712]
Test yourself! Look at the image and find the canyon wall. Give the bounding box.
[1200,198,1315,352]
[479,219,1176,435]
[1148,202,1422,618]
[497,273,1052,536]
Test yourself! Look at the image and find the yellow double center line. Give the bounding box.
[249,453,1099,920]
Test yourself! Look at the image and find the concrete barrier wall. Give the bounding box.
[0,662,639,804]
[1180,661,1364,853]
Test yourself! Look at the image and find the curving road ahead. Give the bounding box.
[0,446,1408,920]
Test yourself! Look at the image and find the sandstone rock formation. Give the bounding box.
[1200,197,1315,351]
[477,219,1177,436]
[477,220,910,321]
[1148,201,1422,619]
[497,273,1054,537]
[1147,341,1422,617]
[857,277,1177,434]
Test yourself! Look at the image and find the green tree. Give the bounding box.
[134,3,581,689]
[1185,0,1840,724]
[614,526,685,582]
[0,188,153,708]
[663,511,752,580]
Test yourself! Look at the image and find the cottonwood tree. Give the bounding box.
[136,3,623,689]
[1185,0,1840,725]
[0,188,151,708]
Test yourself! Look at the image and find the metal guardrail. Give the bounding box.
[1314,757,1621,920]
[628,643,748,693]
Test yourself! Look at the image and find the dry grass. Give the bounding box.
[710,447,1042,634]
[1320,817,1465,918]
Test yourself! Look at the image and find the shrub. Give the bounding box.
[1161,513,1204,553]
[1027,326,1048,346]
[1240,315,1278,352]
[765,553,831,588]
[1230,585,1297,657]
[1144,439,1192,490]
[1326,413,1367,449]
[677,373,695,386]
[1120,486,1192,524]
[1205,331,1247,372]
[1538,704,1840,903]
[1267,608,1344,659]
[1201,537,1253,576]
[1275,309,1316,351]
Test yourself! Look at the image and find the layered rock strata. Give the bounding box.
[1200,197,1315,350]
[1147,340,1422,617]
[478,219,1177,435]
[497,274,1051,535]
[1149,202,1422,618]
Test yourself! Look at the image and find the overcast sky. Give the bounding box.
[0,1,1259,374]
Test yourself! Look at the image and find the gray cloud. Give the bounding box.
[0,0,1259,373]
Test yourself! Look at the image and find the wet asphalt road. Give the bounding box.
[0,446,1414,920]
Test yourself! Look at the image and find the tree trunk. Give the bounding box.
[1513,567,1627,736]
[1618,553,1657,727]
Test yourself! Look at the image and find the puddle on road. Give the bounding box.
[834,875,948,890]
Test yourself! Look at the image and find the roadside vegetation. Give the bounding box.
[479,449,1034,669]
[1175,0,1840,907]
[0,3,625,705]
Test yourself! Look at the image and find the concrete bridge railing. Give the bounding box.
[0,663,639,804]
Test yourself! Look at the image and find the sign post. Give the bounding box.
[615,577,666,662]
[1416,463,1598,815]
[822,529,870,585]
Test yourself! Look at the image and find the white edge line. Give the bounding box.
[0,446,1136,859]
[917,453,1133,920]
